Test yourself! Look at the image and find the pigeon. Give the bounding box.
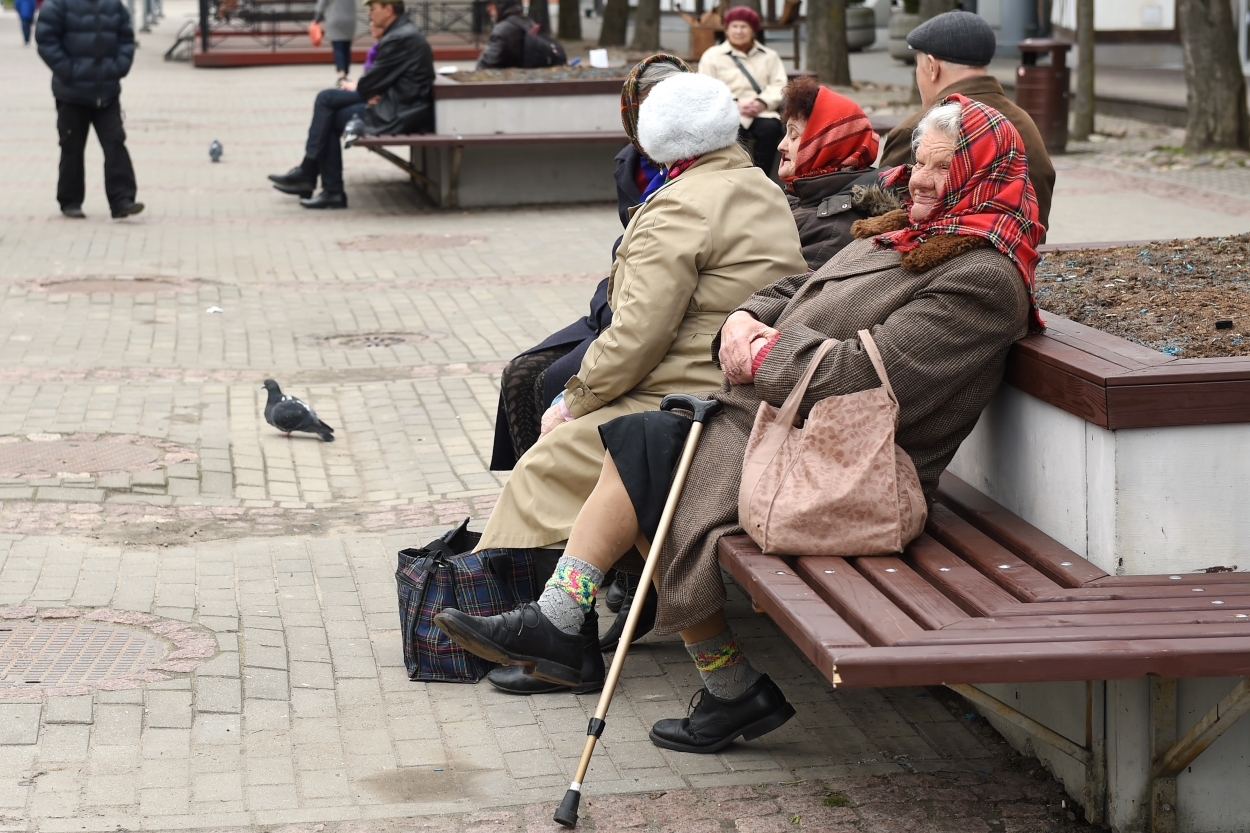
[209,140,223,163]
[262,379,334,442]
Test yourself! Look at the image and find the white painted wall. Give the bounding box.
[434,93,622,136]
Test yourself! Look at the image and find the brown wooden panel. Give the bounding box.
[985,595,1250,616]
[433,79,626,99]
[936,473,1108,587]
[354,131,629,148]
[1045,583,1250,601]
[1106,357,1250,385]
[1105,380,1250,429]
[852,556,969,630]
[823,637,1250,688]
[792,557,927,646]
[1004,349,1109,426]
[717,538,868,657]
[944,610,1250,629]
[1087,572,1250,587]
[904,534,1021,616]
[925,505,1066,602]
[1039,312,1176,371]
[898,622,1250,646]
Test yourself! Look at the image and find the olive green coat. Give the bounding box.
[479,143,807,549]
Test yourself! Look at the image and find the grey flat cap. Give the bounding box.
[906,10,997,66]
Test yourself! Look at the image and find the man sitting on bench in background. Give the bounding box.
[476,0,566,69]
[268,0,434,210]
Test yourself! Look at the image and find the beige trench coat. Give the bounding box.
[479,143,807,550]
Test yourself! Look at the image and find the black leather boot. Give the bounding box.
[269,165,316,197]
[604,571,631,613]
[434,602,582,686]
[486,606,605,695]
[300,190,348,209]
[648,675,795,754]
[598,578,657,654]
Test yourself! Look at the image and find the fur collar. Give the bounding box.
[637,74,741,165]
[850,209,992,271]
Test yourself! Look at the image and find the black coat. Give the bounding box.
[476,8,529,69]
[788,168,882,271]
[36,0,134,108]
[358,14,435,136]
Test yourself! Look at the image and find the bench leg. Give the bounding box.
[363,146,438,196]
[448,146,463,209]
[1149,677,1178,833]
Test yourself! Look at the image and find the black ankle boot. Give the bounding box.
[598,578,656,654]
[300,190,347,209]
[486,606,605,695]
[648,675,795,754]
[604,571,632,613]
[269,165,316,197]
[434,602,582,686]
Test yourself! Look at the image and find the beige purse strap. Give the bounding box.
[775,338,838,429]
[858,329,898,407]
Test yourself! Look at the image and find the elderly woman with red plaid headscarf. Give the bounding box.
[438,96,1042,754]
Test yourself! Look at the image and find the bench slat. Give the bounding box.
[1086,572,1250,587]
[926,504,1067,602]
[905,534,1022,616]
[983,595,1250,616]
[792,556,928,646]
[943,610,1250,629]
[823,637,1250,688]
[896,622,1250,646]
[937,472,1108,587]
[852,555,969,630]
[354,131,629,149]
[1035,582,1250,601]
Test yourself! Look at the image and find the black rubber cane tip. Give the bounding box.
[553,788,581,828]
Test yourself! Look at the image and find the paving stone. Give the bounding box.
[93,705,143,746]
[145,690,193,730]
[43,695,93,725]
[196,678,243,714]
[0,704,41,744]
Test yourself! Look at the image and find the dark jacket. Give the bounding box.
[358,14,435,136]
[476,7,529,69]
[879,75,1055,236]
[788,169,887,271]
[36,0,135,108]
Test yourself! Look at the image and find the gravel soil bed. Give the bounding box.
[1035,233,1250,358]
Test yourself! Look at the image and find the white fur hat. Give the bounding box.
[637,73,741,165]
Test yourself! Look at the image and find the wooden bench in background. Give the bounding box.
[720,471,1250,827]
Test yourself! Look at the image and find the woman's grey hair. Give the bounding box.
[911,100,962,156]
[637,61,685,96]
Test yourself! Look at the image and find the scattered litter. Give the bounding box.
[206,306,223,314]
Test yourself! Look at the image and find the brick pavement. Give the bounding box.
[4,4,1235,831]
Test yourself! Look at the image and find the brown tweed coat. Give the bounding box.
[646,216,1029,634]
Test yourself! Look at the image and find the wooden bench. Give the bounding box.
[720,471,1250,827]
[352,132,628,208]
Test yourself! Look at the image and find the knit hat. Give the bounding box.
[906,10,997,66]
[723,6,761,32]
[638,74,740,165]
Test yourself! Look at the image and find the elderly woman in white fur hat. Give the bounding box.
[468,71,807,690]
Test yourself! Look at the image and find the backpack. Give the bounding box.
[515,18,567,68]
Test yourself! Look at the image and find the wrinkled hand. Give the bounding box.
[340,80,357,92]
[539,403,572,437]
[719,311,778,386]
[737,99,766,118]
[368,95,381,105]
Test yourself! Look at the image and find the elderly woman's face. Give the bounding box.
[726,21,755,51]
[776,117,806,179]
[909,128,956,223]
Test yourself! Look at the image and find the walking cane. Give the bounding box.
[553,393,722,828]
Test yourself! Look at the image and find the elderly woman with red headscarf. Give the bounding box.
[775,75,893,270]
[438,95,1044,753]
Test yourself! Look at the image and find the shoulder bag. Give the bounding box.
[738,329,927,556]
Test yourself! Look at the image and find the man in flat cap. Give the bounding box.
[879,10,1055,233]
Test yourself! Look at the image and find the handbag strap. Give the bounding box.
[729,54,764,96]
[857,329,899,407]
[775,338,838,429]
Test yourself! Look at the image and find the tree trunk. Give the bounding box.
[629,0,660,51]
[528,0,551,33]
[807,0,850,86]
[598,0,628,46]
[558,0,581,40]
[1070,0,1094,141]
[1177,0,1250,152]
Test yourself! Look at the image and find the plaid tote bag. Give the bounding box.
[395,519,541,682]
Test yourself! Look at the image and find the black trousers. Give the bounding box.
[738,116,785,177]
[56,99,137,211]
[301,88,366,194]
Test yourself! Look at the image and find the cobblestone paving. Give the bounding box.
[5,4,1242,831]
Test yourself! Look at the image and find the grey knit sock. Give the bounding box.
[685,628,762,700]
[536,555,604,635]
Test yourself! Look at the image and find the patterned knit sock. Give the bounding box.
[537,556,604,635]
[685,628,762,700]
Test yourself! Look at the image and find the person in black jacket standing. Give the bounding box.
[36,0,143,219]
[268,0,434,209]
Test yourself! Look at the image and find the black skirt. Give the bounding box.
[598,410,691,543]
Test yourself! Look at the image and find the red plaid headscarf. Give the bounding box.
[784,87,879,183]
[878,95,1044,331]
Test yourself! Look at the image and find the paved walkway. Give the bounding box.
[0,5,1248,832]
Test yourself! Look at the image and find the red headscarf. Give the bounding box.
[878,94,1044,331]
[784,87,879,183]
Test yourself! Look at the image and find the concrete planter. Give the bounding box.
[433,76,624,136]
[846,5,876,52]
[887,11,918,63]
[946,306,1250,832]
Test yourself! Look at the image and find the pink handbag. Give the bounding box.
[738,329,927,556]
